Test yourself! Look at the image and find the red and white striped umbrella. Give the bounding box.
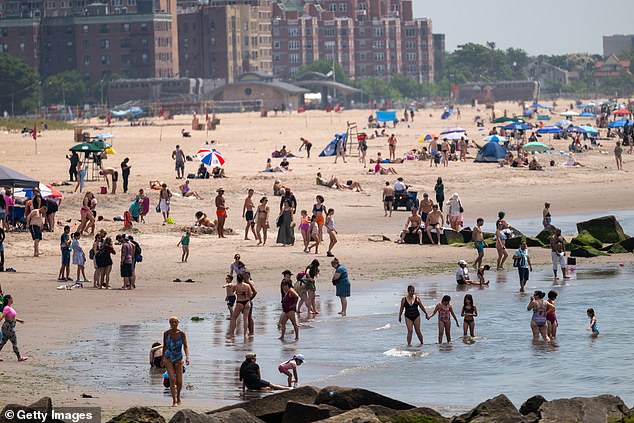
[196,148,225,167]
[14,183,63,199]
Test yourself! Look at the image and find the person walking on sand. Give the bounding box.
[527,290,550,342]
[615,141,623,170]
[383,182,394,217]
[26,205,47,257]
[312,195,326,241]
[398,285,428,346]
[162,316,189,406]
[255,197,270,245]
[177,230,190,262]
[446,193,464,232]
[71,232,87,283]
[473,218,485,270]
[429,137,439,168]
[0,295,29,362]
[74,160,86,193]
[513,241,532,293]
[388,134,397,161]
[550,229,567,280]
[434,178,445,211]
[427,295,459,344]
[242,189,257,241]
[121,158,131,194]
[441,139,450,167]
[172,145,186,179]
[276,200,294,246]
[58,225,72,281]
[334,135,347,164]
[215,188,228,238]
[325,208,337,257]
[331,258,350,317]
[159,184,172,224]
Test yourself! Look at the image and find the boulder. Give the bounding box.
[535,227,557,245]
[519,395,546,416]
[482,231,495,240]
[107,407,166,423]
[569,244,608,258]
[571,230,603,250]
[281,402,343,423]
[538,394,628,423]
[403,232,425,244]
[616,236,634,252]
[484,238,497,248]
[452,394,529,423]
[209,386,319,423]
[443,229,465,245]
[314,386,414,411]
[170,409,263,423]
[364,405,449,422]
[608,243,629,254]
[313,407,381,423]
[28,398,53,416]
[524,237,545,248]
[504,236,524,250]
[460,228,473,243]
[576,215,628,244]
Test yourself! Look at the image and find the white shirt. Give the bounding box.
[394,181,407,191]
[456,266,468,281]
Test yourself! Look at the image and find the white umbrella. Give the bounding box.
[442,132,468,141]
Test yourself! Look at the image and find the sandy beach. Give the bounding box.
[1,102,633,417]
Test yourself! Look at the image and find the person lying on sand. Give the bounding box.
[195,211,216,228]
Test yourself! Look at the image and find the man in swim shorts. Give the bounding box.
[399,207,423,245]
[417,192,433,223]
[242,189,256,241]
[382,182,394,217]
[550,228,567,280]
[472,218,485,270]
[425,204,444,245]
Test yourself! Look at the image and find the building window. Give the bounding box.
[183,37,189,48]
[324,40,335,49]
[141,23,147,31]
[101,39,110,49]
[272,28,279,36]
[406,64,417,73]
[141,53,148,64]
[82,25,88,33]
[19,43,25,53]
[100,24,109,33]
[289,40,299,50]
[325,27,335,37]
[273,41,280,49]
[210,37,216,46]
[100,55,110,65]
[405,28,416,37]
[375,65,385,74]
[406,52,416,61]
[127,0,136,5]
[359,52,366,61]
[66,41,73,47]
[359,2,367,10]
[120,38,130,48]
[19,27,26,36]
[121,23,130,32]
[83,56,90,65]
[289,27,299,37]
[290,67,298,77]
[329,3,337,12]
[406,40,415,49]
[374,52,385,61]
[372,40,384,49]
[339,3,347,11]
[244,87,252,96]
[373,27,384,37]
[358,27,365,36]
[274,54,280,62]
[83,39,89,48]
[289,53,299,64]
[141,38,148,48]
[112,0,122,5]
[121,54,130,65]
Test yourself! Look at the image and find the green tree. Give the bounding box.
[389,75,420,99]
[358,77,400,101]
[297,59,349,84]
[0,54,40,115]
[445,43,529,83]
[43,71,87,105]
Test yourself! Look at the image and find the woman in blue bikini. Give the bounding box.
[527,291,551,342]
[163,316,190,406]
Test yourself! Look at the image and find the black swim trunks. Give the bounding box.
[245,210,254,222]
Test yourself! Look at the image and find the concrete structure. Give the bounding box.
[271,0,435,83]
[208,71,308,110]
[0,0,179,85]
[432,32,445,81]
[456,81,540,104]
[527,60,569,90]
[603,34,634,57]
[177,0,272,83]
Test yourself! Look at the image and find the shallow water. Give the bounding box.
[483,209,634,237]
[53,264,634,411]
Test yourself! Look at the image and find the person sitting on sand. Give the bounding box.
[264,158,283,173]
[197,164,210,179]
[528,157,544,171]
[340,180,363,192]
[273,179,283,196]
[563,154,584,167]
[239,353,289,391]
[195,211,216,228]
[272,145,297,158]
[181,129,191,138]
[179,180,203,199]
[280,158,291,171]
[425,204,444,245]
[211,166,226,178]
[316,172,342,189]
[371,160,398,175]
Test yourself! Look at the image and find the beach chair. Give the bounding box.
[8,206,26,230]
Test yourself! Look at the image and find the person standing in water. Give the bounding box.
[586,308,599,337]
[461,294,478,337]
[527,291,550,342]
[398,285,428,346]
[279,279,300,341]
[546,290,558,339]
[162,316,189,406]
[472,218,485,270]
[0,295,28,362]
[427,295,459,344]
[513,241,532,293]
[325,208,337,257]
[331,258,350,317]
[278,354,304,387]
[550,229,567,280]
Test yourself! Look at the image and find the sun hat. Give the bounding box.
[458,260,467,266]
[293,354,305,362]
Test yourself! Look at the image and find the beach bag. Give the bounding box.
[513,250,525,268]
[276,214,282,227]
[459,201,464,214]
[296,271,306,282]
[155,204,161,213]
[89,248,95,260]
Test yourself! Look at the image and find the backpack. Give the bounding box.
[296,271,306,283]
[131,240,143,262]
[89,248,95,260]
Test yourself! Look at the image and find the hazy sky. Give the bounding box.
[414,0,634,55]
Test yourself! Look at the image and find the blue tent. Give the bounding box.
[536,126,563,134]
[319,134,347,157]
[376,110,397,122]
[475,141,506,163]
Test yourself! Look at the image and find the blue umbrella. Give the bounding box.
[579,125,598,135]
[484,135,506,142]
[502,123,532,131]
[608,119,627,128]
[536,126,563,134]
[579,111,596,118]
[568,126,587,134]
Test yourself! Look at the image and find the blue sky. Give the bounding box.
[413,0,634,55]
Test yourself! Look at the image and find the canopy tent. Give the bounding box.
[110,107,144,118]
[375,111,397,122]
[474,141,506,163]
[484,135,506,143]
[576,102,596,108]
[554,120,573,127]
[536,126,563,134]
[319,134,347,157]
[0,165,39,188]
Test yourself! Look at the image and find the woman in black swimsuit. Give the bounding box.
[461,294,478,337]
[398,285,429,346]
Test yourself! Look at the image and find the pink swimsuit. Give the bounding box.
[3,306,16,320]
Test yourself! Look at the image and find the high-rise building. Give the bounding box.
[177,0,272,83]
[603,34,634,57]
[0,0,179,85]
[271,0,435,83]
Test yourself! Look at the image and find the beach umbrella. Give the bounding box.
[502,122,532,131]
[608,119,627,128]
[442,132,468,141]
[554,120,572,127]
[560,111,579,117]
[69,140,111,152]
[536,126,563,134]
[196,148,225,167]
[567,126,588,134]
[484,135,506,142]
[579,111,596,118]
[14,183,63,200]
[576,102,596,108]
[418,134,436,143]
[440,127,465,135]
[612,109,632,116]
[92,133,114,141]
[522,142,549,153]
[579,125,598,135]
[537,115,551,121]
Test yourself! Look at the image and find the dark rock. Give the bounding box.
[209,386,319,423]
[535,227,557,244]
[452,394,529,423]
[576,215,628,244]
[504,236,524,250]
[616,237,634,252]
[314,407,380,422]
[538,394,627,423]
[403,232,425,244]
[314,386,414,411]
[28,398,53,415]
[444,229,465,245]
[569,244,608,258]
[571,230,603,249]
[524,237,545,248]
[460,228,473,243]
[484,238,496,248]
[607,243,629,254]
[107,407,166,423]
[170,409,263,423]
[281,402,342,423]
[519,395,546,416]
[365,404,449,422]
[1,403,64,423]
[482,231,495,240]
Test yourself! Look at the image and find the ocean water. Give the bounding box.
[52,264,634,411]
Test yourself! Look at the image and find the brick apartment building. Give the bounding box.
[0,0,179,85]
[271,0,437,83]
[177,0,272,83]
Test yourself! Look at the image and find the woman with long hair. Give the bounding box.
[495,222,509,270]
[0,294,28,362]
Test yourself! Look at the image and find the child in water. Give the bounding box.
[546,291,558,339]
[278,354,305,387]
[586,308,599,337]
[428,295,460,343]
[222,275,236,319]
[461,294,478,337]
[177,230,190,262]
[477,265,491,285]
